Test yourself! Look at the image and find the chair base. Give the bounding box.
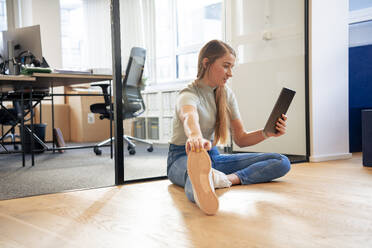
[93,135,153,156]
[0,133,20,150]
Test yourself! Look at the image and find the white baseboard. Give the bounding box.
[309,153,352,162]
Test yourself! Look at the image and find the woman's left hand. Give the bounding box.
[267,114,287,137]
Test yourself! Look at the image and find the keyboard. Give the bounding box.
[53,69,92,75]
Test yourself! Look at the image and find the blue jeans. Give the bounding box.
[167,144,291,203]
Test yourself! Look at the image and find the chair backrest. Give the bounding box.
[122,47,146,118]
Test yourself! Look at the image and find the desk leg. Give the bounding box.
[21,89,25,167]
[0,100,5,151]
[110,81,113,159]
[30,89,35,166]
[51,85,55,153]
[39,99,42,123]
[1,101,3,144]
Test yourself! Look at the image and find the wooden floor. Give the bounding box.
[1,153,372,248]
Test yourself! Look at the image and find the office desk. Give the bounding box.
[0,73,111,88]
[0,75,36,92]
[0,73,113,166]
[32,73,112,87]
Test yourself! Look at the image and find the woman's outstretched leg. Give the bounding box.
[167,145,220,215]
[187,150,218,215]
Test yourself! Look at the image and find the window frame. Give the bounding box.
[349,7,372,48]
[349,7,372,24]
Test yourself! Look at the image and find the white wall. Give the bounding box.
[310,0,351,161]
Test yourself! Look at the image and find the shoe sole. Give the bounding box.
[187,150,219,215]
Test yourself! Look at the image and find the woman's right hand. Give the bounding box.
[186,136,212,154]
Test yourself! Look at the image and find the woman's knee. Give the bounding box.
[277,154,291,177]
[167,156,188,187]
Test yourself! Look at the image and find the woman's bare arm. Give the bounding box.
[179,105,211,152]
[230,115,287,148]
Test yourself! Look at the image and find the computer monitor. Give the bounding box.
[1,25,43,63]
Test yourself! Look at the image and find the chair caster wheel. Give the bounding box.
[94,147,102,155]
[147,145,153,152]
[129,148,136,155]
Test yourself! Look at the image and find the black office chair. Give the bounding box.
[0,103,20,150]
[90,47,153,155]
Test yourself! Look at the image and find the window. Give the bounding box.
[350,0,372,11]
[349,4,372,47]
[0,0,7,31]
[59,0,152,75]
[60,0,83,69]
[349,20,372,47]
[60,0,223,84]
[155,0,222,83]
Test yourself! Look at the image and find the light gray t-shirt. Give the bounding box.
[170,80,241,145]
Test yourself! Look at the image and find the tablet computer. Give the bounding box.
[263,87,296,134]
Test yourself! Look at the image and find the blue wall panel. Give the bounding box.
[349,44,372,152]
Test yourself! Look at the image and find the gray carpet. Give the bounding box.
[0,142,168,200]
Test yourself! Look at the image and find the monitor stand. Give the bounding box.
[8,40,15,75]
[7,40,20,75]
[41,57,50,68]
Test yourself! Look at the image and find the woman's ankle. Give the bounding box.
[227,174,241,185]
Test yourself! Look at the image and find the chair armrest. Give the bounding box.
[91,83,111,106]
[91,83,110,88]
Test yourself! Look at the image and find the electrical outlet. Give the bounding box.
[88,113,95,124]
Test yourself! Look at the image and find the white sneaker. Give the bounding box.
[212,169,232,189]
[187,149,219,215]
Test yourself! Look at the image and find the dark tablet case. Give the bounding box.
[263,87,296,134]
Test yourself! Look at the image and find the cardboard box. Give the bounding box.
[34,103,70,142]
[66,89,111,142]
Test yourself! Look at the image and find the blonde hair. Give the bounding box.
[196,40,236,146]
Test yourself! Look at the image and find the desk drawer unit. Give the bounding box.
[362,109,372,166]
